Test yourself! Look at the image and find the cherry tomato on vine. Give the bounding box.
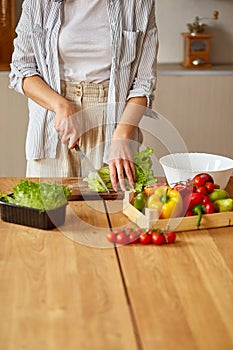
[205,181,215,194]
[196,186,207,195]
[151,231,165,245]
[164,231,176,244]
[128,231,140,244]
[124,227,134,235]
[193,173,214,187]
[147,228,155,235]
[107,231,117,243]
[116,231,129,245]
[193,176,206,187]
[139,232,152,245]
[107,228,122,243]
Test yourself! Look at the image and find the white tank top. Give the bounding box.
[58,0,112,83]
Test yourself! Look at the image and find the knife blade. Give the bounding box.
[75,144,110,193]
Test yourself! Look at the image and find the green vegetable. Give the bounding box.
[208,189,229,202]
[192,204,206,228]
[1,180,71,210]
[84,147,157,192]
[133,192,147,211]
[213,198,233,212]
[83,172,110,192]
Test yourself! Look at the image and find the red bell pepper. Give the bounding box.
[172,181,194,215]
[185,192,215,227]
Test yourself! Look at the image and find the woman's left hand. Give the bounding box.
[108,96,147,191]
[108,138,135,191]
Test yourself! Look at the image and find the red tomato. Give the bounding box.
[205,181,215,194]
[139,232,152,245]
[151,232,165,245]
[164,231,176,244]
[147,228,155,235]
[193,173,214,187]
[202,173,214,183]
[124,227,134,235]
[196,186,207,195]
[193,176,206,187]
[107,231,117,243]
[116,231,129,245]
[172,182,194,199]
[128,231,140,244]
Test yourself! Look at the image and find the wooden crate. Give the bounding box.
[123,191,233,232]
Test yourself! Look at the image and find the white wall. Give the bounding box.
[1,1,232,177]
[15,0,233,64]
[156,0,233,63]
[0,74,28,177]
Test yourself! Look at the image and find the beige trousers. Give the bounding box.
[26,81,109,178]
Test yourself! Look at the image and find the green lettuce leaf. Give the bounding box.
[0,180,71,210]
[84,146,157,192]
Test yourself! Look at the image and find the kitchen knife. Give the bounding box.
[75,144,110,193]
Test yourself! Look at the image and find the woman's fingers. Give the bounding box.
[55,114,80,147]
[109,158,135,191]
[108,139,135,191]
[109,161,118,192]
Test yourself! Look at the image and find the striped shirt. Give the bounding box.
[9,0,158,161]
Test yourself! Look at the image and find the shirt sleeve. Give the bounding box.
[127,7,159,108]
[9,2,40,95]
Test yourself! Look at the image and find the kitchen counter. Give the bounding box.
[0,177,233,350]
[157,63,233,76]
[2,64,233,77]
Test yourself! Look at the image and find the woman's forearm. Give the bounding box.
[112,96,147,140]
[22,75,71,114]
[23,75,78,147]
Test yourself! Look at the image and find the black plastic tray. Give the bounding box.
[0,197,67,230]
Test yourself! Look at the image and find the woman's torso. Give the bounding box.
[58,0,111,83]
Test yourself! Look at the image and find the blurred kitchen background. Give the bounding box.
[0,0,233,176]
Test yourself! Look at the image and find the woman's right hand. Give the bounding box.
[22,76,80,149]
[54,100,80,149]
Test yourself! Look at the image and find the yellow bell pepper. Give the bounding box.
[147,185,183,219]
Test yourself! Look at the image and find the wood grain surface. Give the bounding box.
[105,177,233,350]
[0,178,137,350]
[1,177,233,350]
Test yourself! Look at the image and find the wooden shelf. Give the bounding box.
[0,0,15,71]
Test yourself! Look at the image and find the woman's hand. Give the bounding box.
[108,138,136,192]
[22,76,80,148]
[108,96,147,191]
[54,102,80,149]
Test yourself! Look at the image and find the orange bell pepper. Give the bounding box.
[147,185,183,219]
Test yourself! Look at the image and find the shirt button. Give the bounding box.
[77,84,82,89]
[76,91,81,96]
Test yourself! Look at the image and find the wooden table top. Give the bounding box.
[0,177,233,350]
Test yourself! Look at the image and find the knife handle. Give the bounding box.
[74,144,85,160]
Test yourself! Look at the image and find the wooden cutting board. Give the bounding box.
[62,178,124,201]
